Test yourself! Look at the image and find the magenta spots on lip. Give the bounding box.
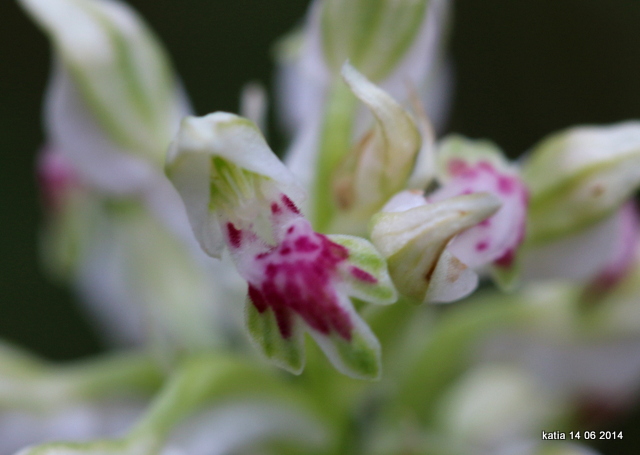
[282,195,301,214]
[350,267,378,284]
[476,241,489,251]
[497,175,516,195]
[248,220,354,340]
[295,236,320,252]
[227,223,242,249]
[479,218,491,227]
[271,202,281,214]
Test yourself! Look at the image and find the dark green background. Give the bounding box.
[2,0,640,452]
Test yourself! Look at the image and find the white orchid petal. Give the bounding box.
[590,202,639,289]
[240,82,268,134]
[371,192,501,303]
[167,113,306,258]
[381,189,428,213]
[169,113,303,203]
[425,250,479,303]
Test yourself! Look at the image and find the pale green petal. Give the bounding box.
[308,307,382,380]
[245,301,305,375]
[329,235,397,305]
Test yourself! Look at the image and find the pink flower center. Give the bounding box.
[247,220,354,340]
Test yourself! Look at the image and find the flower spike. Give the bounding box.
[167,113,397,379]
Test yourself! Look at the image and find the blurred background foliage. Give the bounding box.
[2,0,640,453]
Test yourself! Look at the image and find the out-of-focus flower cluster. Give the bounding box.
[6,0,640,454]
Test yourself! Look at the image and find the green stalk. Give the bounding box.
[130,354,331,445]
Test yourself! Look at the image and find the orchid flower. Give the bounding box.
[370,134,529,303]
[167,113,397,379]
[520,122,640,282]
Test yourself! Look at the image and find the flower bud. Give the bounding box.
[523,122,640,243]
[330,63,422,233]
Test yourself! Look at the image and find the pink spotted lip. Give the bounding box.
[227,194,377,340]
[432,159,529,270]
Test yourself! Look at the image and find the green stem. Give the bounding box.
[130,354,329,444]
